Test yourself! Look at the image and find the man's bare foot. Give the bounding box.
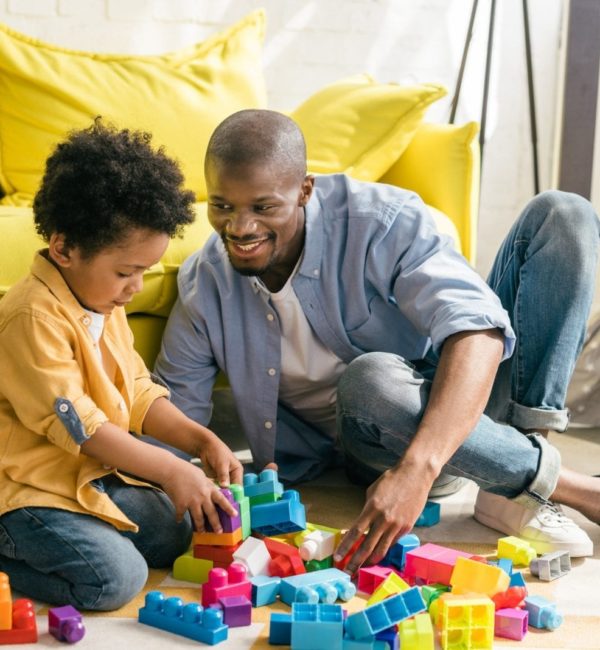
[550,468,600,524]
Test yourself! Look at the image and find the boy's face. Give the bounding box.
[49,228,169,314]
[205,159,313,290]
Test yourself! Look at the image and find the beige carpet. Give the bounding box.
[15,429,600,648]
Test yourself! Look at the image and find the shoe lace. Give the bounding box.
[537,502,574,525]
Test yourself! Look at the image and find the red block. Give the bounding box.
[492,586,527,610]
[0,599,38,645]
[194,543,241,564]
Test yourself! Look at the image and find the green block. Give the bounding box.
[172,549,212,583]
[305,556,333,572]
[230,483,251,539]
[421,583,449,607]
[248,492,281,507]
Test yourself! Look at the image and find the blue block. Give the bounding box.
[524,595,563,630]
[250,575,281,607]
[376,626,399,650]
[342,637,388,650]
[381,533,420,569]
[344,588,426,640]
[280,568,356,606]
[414,501,440,527]
[250,489,306,536]
[269,612,292,645]
[509,570,526,588]
[139,591,228,645]
[291,603,344,650]
[243,469,284,499]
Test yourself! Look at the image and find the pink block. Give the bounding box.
[403,543,473,585]
[357,566,396,595]
[201,562,251,607]
[495,607,528,640]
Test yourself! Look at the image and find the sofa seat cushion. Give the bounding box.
[0,10,266,205]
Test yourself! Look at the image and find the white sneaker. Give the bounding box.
[474,489,594,557]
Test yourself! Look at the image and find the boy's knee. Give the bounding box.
[72,547,148,612]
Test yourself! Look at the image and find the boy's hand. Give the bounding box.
[197,434,244,487]
[160,459,238,533]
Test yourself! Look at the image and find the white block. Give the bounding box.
[299,530,336,562]
[232,537,271,577]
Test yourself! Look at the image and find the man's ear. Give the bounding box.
[48,233,72,268]
[298,175,315,207]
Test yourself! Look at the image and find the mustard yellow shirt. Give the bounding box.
[0,253,169,531]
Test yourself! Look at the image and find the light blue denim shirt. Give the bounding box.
[156,174,515,475]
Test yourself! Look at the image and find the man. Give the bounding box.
[156,109,600,571]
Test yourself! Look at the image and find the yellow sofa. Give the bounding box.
[0,11,480,370]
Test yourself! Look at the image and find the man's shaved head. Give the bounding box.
[205,109,307,180]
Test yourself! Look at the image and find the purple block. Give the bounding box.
[48,605,85,643]
[495,607,528,640]
[205,488,242,533]
[218,595,252,627]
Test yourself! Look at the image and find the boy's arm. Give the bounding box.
[80,421,237,532]
[335,328,504,571]
[141,397,243,487]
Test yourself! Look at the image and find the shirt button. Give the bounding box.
[267,368,276,376]
[118,400,125,410]
[267,313,274,322]
[313,269,319,276]
[59,403,69,413]
[264,421,273,429]
[82,316,91,326]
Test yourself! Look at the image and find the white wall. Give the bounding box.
[0,0,565,275]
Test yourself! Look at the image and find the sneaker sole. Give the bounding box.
[473,507,594,558]
[428,476,467,498]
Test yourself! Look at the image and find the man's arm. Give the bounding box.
[334,328,504,572]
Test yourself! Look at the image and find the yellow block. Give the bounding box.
[435,593,495,650]
[399,612,434,650]
[172,550,213,585]
[450,557,510,597]
[497,536,537,566]
[367,572,410,606]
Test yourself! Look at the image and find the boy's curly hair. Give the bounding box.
[34,119,196,257]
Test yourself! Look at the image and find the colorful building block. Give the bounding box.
[404,543,473,585]
[291,602,344,650]
[305,557,333,572]
[491,586,527,610]
[529,550,571,581]
[380,533,420,570]
[497,536,536,566]
[250,490,306,536]
[192,527,242,547]
[215,595,252,627]
[341,638,387,650]
[420,583,450,608]
[357,566,397,595]
[398,612,434,650]
[263,536,306,577]
[201,562,251,608]
[494,607,528,640]
[269,612,292,645]
[299,529,336,562]
[243,469,284,505]
[173,549,213,583]
[230,483,251,539]
[523,595,563,630]
[203,488,241,533]
[48,605,85,643]
[0,574,10,631]
[193,543,240,565]
[434,594,495,650]
[232,536,271,576]
[415,501,441,527]
[0,599,38,645]
[345,587,426,640]
[366,572,409,606]
[139,591,228,645]
[375,626,399,650]
[450,557,510,598]
[279,568,356,606]
[333,535,365,573]
[250,575,281,607]
[509,571,526,588]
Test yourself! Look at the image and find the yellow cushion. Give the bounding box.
[290,74,446,181]
[380,121,480,263]
[0,11,267,206]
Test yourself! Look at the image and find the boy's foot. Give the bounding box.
[428,473,467,498]
[474,489,593,557]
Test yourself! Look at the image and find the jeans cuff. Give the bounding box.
[513,433,561,507]
[507,401,570,432]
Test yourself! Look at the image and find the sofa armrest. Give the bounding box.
[379,121,480,264]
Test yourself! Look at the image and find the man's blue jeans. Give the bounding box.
[338,191,600,509]
[0,475,192,610]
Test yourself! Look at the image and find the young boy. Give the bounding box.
[0,121,243,611]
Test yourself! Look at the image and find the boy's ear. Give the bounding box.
[48,233,72,267]
[298,175,315,207]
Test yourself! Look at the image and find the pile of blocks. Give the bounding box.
[142,469,568,648]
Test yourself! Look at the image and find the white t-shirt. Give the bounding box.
[255,264,347,439]
[84,308,105,362]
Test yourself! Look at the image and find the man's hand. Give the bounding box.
[197,434,244,487]
[334,462,433,574]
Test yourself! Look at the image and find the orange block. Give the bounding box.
[192,528,242,547]
[0,572,11,631]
